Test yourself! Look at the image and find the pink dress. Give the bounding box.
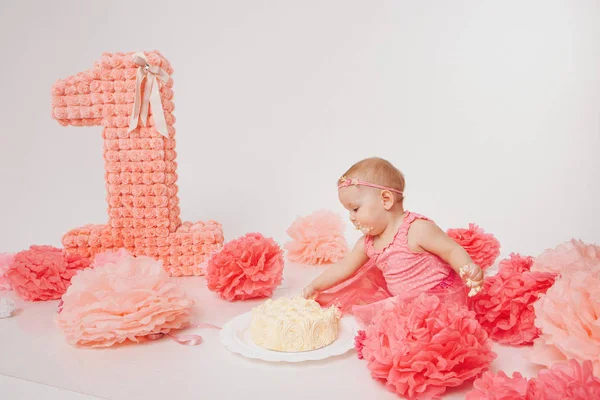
[316,211,468,325]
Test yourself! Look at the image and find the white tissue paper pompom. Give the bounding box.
[0,297,16,318]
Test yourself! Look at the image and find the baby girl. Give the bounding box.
[301,157,484,323]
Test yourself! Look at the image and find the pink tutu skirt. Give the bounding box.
[316,259,468,326]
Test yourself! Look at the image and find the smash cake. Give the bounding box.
[250,297,341,352]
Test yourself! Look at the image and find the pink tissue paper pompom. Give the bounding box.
[354,330,366,360]
[284,210,348,265]
[91,248,131,268]
[56,250,193,348]
[530,267,600,376]
[469,253,556,346]
[465,371,529,400]
[447,223,501,270]
[532,238,600,275]
[0,253,15,291]
[527,359,600,400]
[466,360,600,400]
[360,293,496,400]
[206,232,284,301]
[7,245,91,301]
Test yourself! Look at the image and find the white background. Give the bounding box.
[0,1,599,399]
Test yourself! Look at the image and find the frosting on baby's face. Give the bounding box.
[338,185,387,236]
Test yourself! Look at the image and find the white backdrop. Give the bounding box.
[1,1,599,400]
[1,0,598,259]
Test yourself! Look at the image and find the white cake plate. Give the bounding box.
[219,311,361,363]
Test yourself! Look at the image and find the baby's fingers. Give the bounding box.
[459,264,477,279]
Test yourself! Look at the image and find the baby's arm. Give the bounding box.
[409,220,484,294]
[301,238,369,299]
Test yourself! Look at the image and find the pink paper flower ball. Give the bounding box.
[354,330,366,360]
[360,293,496,399]
[206,233,284,301]
[0,253,15,291]
[532,239,600,275]
[527,359,600,399]
[469,254,556,346]
[447,223,501,269]
[7,245,90,301]
[91,248,131,268]
[530,267,600,376]
[466,370,529,400]
[284,210,348,265]
[56,250,193,347]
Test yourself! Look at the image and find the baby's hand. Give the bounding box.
[459,263,484,297]
[301,285,318,300]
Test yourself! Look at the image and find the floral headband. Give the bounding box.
[337,176,403,195]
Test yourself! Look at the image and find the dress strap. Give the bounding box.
[398,211,432,239]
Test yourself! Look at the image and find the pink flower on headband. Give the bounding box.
[337,176,359,188]
[337,176,403,195]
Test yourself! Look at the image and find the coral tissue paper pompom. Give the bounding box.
[465,371,529,400]
[530,267,600,376]
[532,238,600,275]
[360,293,496,400]
[206,233,284,301]
[466,360,600,400]
[284,210,348,265]
[7,246,90,301]
[0,253,15,291]
[56,250,194,348]
[469,253,556,346]
[447,223,501,269]
[527,359,600,399]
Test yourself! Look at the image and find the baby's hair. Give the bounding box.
[340,157,406,201]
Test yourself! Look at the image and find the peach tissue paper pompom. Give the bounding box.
[527,359,600,399]
[0,253,15,291]
[447,223,501,270]
[530,266,600,376]
[7,245,91,301]
[359,293,496,400]
[206,232,284,301]
[56,250,194,348]
[284,210,348,265]
[468,253,556,346]
[532,238,600,275]
[465,370,529,400]
[90,248,131,268]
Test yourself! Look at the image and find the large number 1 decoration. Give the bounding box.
[51,51,223,276]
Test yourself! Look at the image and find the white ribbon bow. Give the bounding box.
[128,52,170,137]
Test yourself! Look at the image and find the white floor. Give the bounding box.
[0,263,542,400]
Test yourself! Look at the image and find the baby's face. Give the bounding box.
[338,186,387,236]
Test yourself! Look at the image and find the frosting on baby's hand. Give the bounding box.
[459,264,483,297]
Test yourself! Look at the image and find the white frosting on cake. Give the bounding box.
[250,297,341,352]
